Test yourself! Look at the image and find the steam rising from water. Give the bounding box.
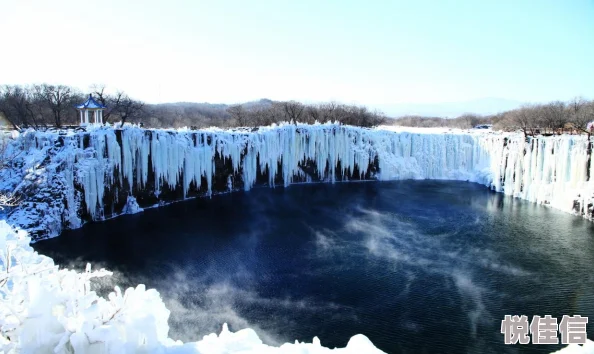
[319,206,531,339]
[70,257,349,345]
[35,181,594,353]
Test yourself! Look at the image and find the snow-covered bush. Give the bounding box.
[0,220,175,353]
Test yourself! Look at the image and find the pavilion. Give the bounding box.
[76,94,106,125]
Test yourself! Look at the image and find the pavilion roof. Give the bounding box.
[76,94,106,109]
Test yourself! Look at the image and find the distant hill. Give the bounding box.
[156,102,229,110]
[372,98,524,118]
[150,98,522,119]
[144,99,278,128]
[151,98,275,112]
[241,98,275,110]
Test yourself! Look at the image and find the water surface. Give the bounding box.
[35,181,594,353]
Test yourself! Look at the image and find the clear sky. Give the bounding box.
[2,0,593,108]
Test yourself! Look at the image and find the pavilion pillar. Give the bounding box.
[76,95,106,126]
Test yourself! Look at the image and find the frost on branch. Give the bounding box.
[0,138,21,211]
[0,193,20,210]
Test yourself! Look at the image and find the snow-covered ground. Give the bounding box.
[552,341,594,353]
[1,123,593,353]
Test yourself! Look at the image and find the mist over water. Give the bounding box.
[35,181,594,353]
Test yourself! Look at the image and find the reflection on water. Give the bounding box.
[34,181,594,353]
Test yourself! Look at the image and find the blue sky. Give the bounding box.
[2,0,593,110]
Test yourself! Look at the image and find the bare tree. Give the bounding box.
[306,105,320,124]
[91,85,129,124]
[90,85,144,126]
[0,85,41,130]
[319,102,339,122]
[568,96,586,116]
[567,97,593,136]
[91,84,108,105]
[226,104,248,127]
[282,101,304,122]
[249,106,279,126]
[541,101,567,133]
[92,84,114,122]
[508,105,538,137]
[459,113,482,128]
[115,95,144,127]
[35,84,75,127]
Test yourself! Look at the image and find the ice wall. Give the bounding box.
[489,133,594,217]
[2,123,593,241]
[76,124,498,221]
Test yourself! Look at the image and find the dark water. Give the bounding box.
[34,181,594,353]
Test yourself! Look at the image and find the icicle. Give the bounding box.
[69,124,593,222]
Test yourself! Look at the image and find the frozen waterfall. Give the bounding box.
[5,123,594,237]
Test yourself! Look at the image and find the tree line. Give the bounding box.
[394,114,493,129]
[494,98,594,137]
[3,83,591,134]
[120,99,388,129]
[0,84,144,130]
[223,101,387,128]
[0,84,387,130]
[394,98,594,136]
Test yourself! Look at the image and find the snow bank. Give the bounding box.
[0,220,385,353]
[551,340,594,353]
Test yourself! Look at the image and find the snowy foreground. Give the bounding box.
[552,341,594,354]
[0,221,384,353]
[1,123,594,353]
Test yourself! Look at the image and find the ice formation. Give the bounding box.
[121,196,143,215]
[1,123,593,241]
[79,125,594,223]
[488,133,593,215]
